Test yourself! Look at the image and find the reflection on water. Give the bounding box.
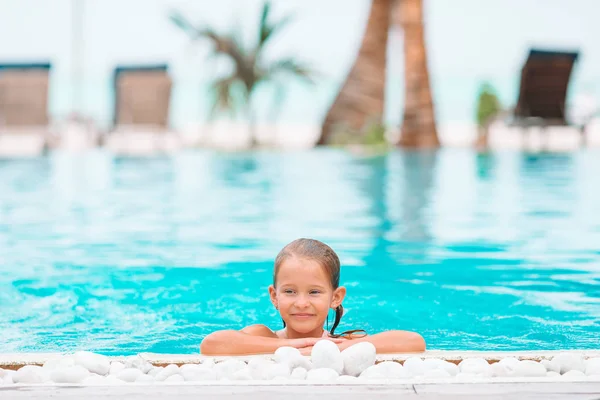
[1,148,599,355]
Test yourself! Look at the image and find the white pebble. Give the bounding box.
[403,357,425,376]
[562,370,586,378]
[74,351,110,376]
[165,374,185,383]
[311,340,344,374]
[2,375,13,385]
[541,359,561,374]
[50,365,90,383]
[513,360,547,377]
[490,363,510,377]
[341,342,376,377]
[498,357,520,371]
[306,367,339,381]
[179,364,201,374]
[105,375,126,385]
[214,360,247,380]
[274,347,301,363]
[360,361,409,379]
[423,369,452,379]
[124,355,153,374]
[135,374,155,382]
[116,368,142,382]
[585,358,600,376]
[547,371,560,377]
[202,359,215,368]
[148,366,163,377]
[155,364,180,381]
[13,365,46,384]
[248,359,275,380]
[0,369,7,378]
[231,368,253,380]
[552,353,585,374]
[43,356,75,371]
[459,358,490,376]
[423,359,459,376]
[109,362,125,375]
[291,367,307,380]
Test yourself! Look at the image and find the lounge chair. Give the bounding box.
[0,62,51,156]
[105,64,179,155]
[509,49,582,147]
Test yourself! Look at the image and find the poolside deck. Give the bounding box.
[1,381,600,400]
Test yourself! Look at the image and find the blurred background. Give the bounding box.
[0,0,599,355]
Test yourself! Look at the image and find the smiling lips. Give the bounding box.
[291,313,315,319]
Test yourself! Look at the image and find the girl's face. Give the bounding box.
[269,256,346,338]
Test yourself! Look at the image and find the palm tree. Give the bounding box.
[396,0,439,148]
[169,2,315,147]
[317,0,392,146]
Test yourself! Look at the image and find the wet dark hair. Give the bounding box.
[273,238,365,338]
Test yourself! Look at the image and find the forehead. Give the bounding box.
[276,256,330,284]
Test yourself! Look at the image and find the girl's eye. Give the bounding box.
[310,290,321,295]
[283,289,295,294]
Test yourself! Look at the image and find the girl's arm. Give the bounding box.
[338,330,426,353]
[300,330,426,355]
[200,324,339,355]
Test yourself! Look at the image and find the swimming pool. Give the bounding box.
[1,148,599,355]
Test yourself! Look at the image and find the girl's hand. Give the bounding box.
[287,337,344,349]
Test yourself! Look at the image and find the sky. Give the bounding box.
[0,0,597,128]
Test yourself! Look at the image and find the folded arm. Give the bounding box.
[337,330,426,353]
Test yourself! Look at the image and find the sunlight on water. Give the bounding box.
[1,148,599,355]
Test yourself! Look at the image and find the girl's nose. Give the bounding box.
[294,295,310,308]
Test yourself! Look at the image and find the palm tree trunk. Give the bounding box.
[396,0,439,148]
[317,0,391,146]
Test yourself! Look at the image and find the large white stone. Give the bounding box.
[552,353,585,374]
[422,360,458,376]
[179,364,201,374]
[74,351,110,376]
[311,340,344,374]
[490,363,510,377]
[360,361,409,379]
[154,364,180,381]
[43,356,75,371]
[562,370,586,378]
[214,359,247,380]
[274,347,301,363]
[231,368,253,380]
[291,367,307,380]
[50,366,90,383]
[403,357,425,376]
[0,368,8,378]
[105,375,126,385]
[306,368,339,381]
[135,374,155,382]
[513,360,546,377]
[341,342,376,377]
[109,362,125,375]
[13,365,47,384]
[459,358,491,376]
[547,371,560,377]
[585,358,600,376]
[248,359,276,380]
[423,369,452,379]
[498,358,520,372]
[165,374,185,383]
[116,368,142,382]
[148,366,163,377]
[124,355,153,374]
[541,359,561,374]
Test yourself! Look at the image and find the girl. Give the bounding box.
[200,238,426,355]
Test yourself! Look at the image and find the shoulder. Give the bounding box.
[240,324,278,338]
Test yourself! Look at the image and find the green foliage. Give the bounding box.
[168,2,315,121]
[328,121,390,152]
[476,82,502,127]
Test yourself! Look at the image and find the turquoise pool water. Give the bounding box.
[1,149,599,355]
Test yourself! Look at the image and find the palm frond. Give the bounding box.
[168,10,202,39]
[257,1,294,49]
[267,58,317,84]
